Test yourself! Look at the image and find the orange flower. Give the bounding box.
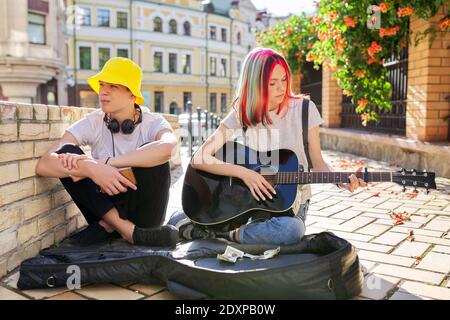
[355,70,367,78]
[397,7,414,17]
[344,16,356,28]
[306,53,316,62]
[379,26,400,37]
[318,31,327,41]
[286,27,293,36]
[379,3,389,13]
[367,41,382,58]
[311,15,322,26]
[334,34,346,51]
[307,42,313,49]
[329,11,338,22]
[296,51,302,61]
[439,17,450,31]
[356,99,369,113]
[360,113,370,126]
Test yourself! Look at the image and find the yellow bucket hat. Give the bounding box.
[87,57,145,105]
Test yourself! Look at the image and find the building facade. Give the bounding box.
[0,0,68,105]
[65,0,258,115]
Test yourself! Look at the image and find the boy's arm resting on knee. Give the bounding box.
[107,129,177,168]
[35,132,96,179]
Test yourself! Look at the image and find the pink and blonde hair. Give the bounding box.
[232,47,298,128]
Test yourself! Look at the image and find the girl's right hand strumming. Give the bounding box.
[239,167,277,201]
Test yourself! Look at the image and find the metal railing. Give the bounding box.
[341,46,408,135]
[183,103,222,156]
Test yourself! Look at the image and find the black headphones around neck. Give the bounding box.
[103,104,143,134]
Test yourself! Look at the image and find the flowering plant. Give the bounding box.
[257,13,317,73]
[258,1,449,125]
[308,0,449,124]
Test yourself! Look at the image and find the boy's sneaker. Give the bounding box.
[68,222,121,246]
[132,225,179,247]
[178,222,213,240]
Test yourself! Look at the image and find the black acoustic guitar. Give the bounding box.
[182,141,436,226]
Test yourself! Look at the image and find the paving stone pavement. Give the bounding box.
[1,147,449,300]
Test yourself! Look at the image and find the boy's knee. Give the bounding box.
[55,143,84,155]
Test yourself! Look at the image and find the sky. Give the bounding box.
[251,0,317,16]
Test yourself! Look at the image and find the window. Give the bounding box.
[221,93,227,113]
[79,46,91,70]
[154,52,163,72]
[117,48,128,58]
[210,93,217,113]
[237,32,241,45]
[169,19,177,34]
[98,48,110,69]
[169,102,178,114]
[153,17,162,32]
[182,54,191,74]
[117,12,128,29]
[154,91,164,113]
[169,53,177,73]
[183,21,191,36]
[80,7,91,26]
[210,57,216,76]
[221,28,227,42]
[183,92,192,111]
[97,9,110,27]
[220,58,227,77]
[210,26,216,40]
[28,12,45,44]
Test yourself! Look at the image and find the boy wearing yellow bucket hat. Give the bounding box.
[35,57,179,247]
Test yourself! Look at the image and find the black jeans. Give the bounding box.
[55,144,170,228]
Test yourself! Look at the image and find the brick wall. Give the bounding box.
[321,68,343,128]
[0,101,180,278]
[407,8,450,142]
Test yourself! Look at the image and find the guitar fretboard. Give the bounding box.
[262,172,392,184]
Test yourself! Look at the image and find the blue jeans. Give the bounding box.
[168,201,309,245]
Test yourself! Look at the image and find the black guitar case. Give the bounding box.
[17,231,363,299]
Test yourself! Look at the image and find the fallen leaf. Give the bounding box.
[389,211,411,226]
[407,230,415,242]
[412,256,422,264]
[405,193,418,199]
[372,192,380,197]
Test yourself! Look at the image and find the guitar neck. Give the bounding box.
[262,171,392,185]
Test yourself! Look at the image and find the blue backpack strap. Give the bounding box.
[302,99,313,172]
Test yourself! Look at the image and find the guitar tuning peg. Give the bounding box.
[402,185,406,192]
[426,188,430,195]
[413,187,418,193]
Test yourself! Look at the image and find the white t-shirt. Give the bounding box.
[66,107,173,160]
[220,98,324,215]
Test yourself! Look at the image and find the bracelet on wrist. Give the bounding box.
[105,157,111,165]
